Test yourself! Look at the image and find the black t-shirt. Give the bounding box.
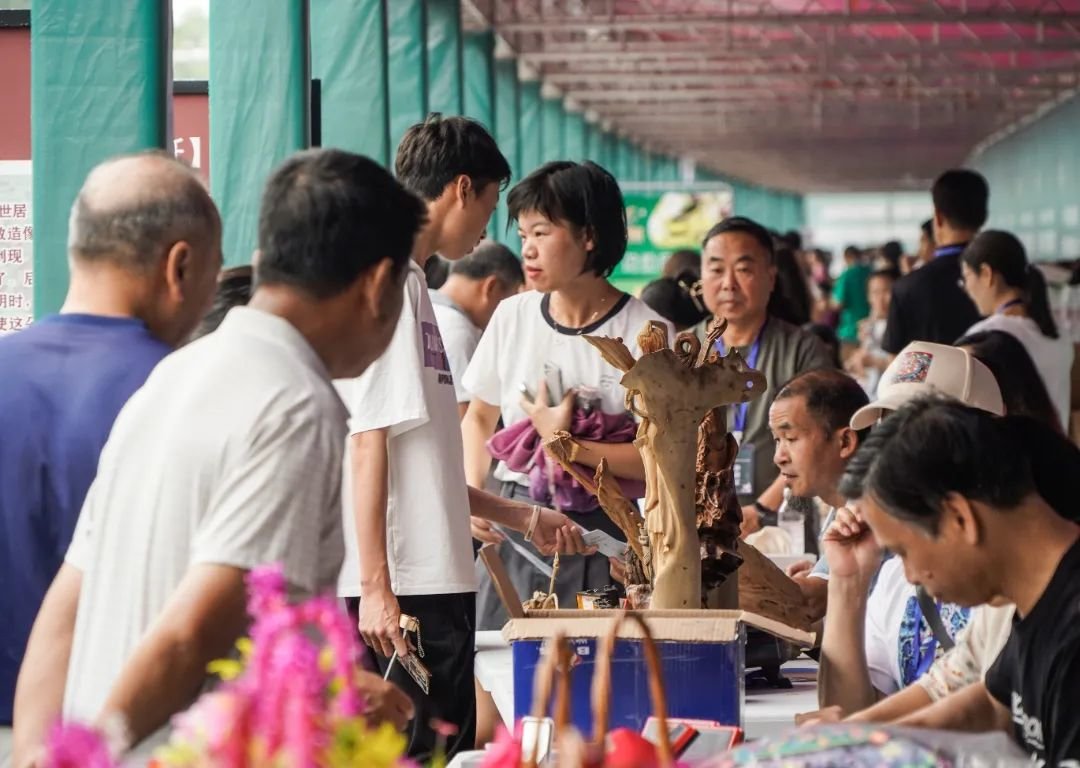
[881,248,980,354]
[986,537,1080,767]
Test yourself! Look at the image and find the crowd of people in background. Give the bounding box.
[1,114,1079,768]
[639,170,1072,439]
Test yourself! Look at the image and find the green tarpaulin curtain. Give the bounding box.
[583,122,599,163]
[210,0,310,267]
[388,0,428,156]
[463,31,495,130]
[312,0,389,166]
[564,112,587,162]
[426,0,463,116]
[519,82,542,178]
[32,0,170,315]
[493,60,522,250]
[540,97,565,163]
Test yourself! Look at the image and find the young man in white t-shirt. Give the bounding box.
[429,241,524,419]
[340,116,588,760]
[12,150,425,764]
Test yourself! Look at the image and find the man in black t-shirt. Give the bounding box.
[839,399,1080,766]
[881,170,985,354]
[984,546,1080,767]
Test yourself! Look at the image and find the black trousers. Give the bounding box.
[348,592,476,761]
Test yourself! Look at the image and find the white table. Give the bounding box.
[473,630,818,740]
[475,630,517,733]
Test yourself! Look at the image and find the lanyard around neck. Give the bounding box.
[994,298,1024,315]
[715,321,767,435]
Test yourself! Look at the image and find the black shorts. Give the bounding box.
[348,592,476,761]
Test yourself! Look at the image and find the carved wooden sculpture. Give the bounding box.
[736,541,817,632]
[541,438,652,582]
[697,408,744,608]
[582,318,767,610]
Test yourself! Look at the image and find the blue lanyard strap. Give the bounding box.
[715,321,766,435]
[995,298,1024,315]
[934,244,966,259]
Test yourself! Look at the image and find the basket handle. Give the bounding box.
[590,611,674,766]
[521,632,573,768]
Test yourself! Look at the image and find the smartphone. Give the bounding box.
[542,362,564,406]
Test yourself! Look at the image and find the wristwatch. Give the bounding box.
[753,500,778,528]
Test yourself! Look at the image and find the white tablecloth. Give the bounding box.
[472,630,819,739]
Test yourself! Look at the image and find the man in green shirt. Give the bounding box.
[833,245,872,346]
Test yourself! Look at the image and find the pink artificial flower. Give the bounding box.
[480,724,523,768]
[43,722,116,768]
[430,719,459,739]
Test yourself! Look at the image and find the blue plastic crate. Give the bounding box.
[504,610,761,735]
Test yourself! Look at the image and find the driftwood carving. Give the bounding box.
[542,439,652,584]
[736,540,817,632]
[583,318,767,610]
[544,316,813,627]
[697,408,744,608]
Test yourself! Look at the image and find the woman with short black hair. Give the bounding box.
[461,160,672,630]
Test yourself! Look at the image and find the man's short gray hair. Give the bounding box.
[67,151,219,270]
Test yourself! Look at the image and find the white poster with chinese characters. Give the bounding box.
[0,161,33,334]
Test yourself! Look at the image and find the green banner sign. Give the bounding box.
[613,188,734,294]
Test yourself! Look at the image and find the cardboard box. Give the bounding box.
[502,609,813,735]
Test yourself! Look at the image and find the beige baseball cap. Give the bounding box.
[850,341,1005,430]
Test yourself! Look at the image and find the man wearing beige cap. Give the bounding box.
[803,341,1004,579]
[848,341,1005,430]
[815,341,1005,715]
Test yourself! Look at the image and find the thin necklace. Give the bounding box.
[551,292,613,335]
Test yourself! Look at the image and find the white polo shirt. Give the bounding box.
[63,307,347,723]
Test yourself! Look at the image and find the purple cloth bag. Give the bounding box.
[487,409,645,513]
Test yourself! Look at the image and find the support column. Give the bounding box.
[427,0,463,116]
[312,0,389,166]
[31,0,170,316]
[463,31,495,130]
[564,111,587,163]
[540,95,565,163]
[616,138,632,182]
[519,81,542,177]
[601,133,617,173]
[584,122,599,163]
[210,0,310,266]
[493,57,521,249]
[388,0,428,153]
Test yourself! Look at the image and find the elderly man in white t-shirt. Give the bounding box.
[12,149,425,764]
[429,241,524,420]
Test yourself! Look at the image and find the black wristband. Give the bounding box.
[753,500,778,528]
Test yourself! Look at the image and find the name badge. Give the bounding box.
[733,441,755,497]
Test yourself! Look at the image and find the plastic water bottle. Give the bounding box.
[778,488,805,555]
